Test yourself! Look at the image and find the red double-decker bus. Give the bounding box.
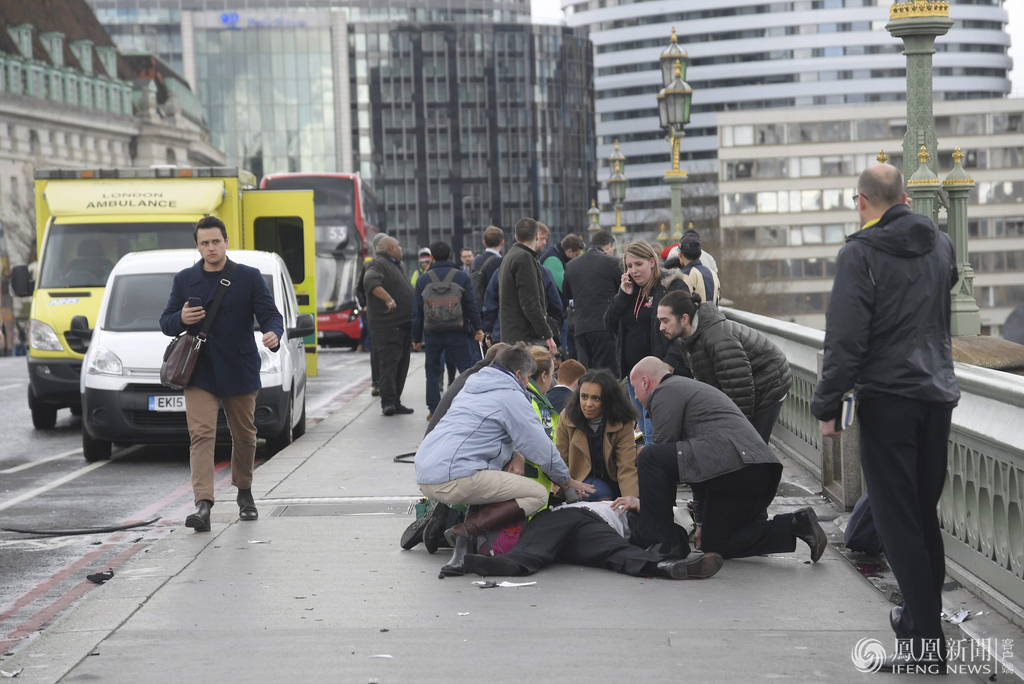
[260,173,379,349]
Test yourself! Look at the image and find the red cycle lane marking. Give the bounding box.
[0,461,230,627]
[0,541,151,652]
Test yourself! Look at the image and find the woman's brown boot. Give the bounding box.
[438,500,524,578]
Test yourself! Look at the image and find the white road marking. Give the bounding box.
[0,460,112,513]
[0,383,25,392]
[0,449,84,474]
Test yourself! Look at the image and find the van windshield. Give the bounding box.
[105,273,177,332]
[39,222,195,289]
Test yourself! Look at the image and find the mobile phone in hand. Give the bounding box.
[187,296,203,308]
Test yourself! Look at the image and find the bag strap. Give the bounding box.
[441,269,458,286]
[425,269,442,287]
[198,260,237,340]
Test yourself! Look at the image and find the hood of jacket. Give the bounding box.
[686,302,726,344]
[462,365,531,401]
[659,267,688,291]
[847,203,937,258]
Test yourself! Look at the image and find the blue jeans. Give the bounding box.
[627,378,654,445]
[425,331,473,411]
[582,476,618,501]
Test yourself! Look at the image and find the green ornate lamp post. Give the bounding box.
[887,1,980,336]
[587,199,601,235]
[658,28,693,235]
[606,142,627,234]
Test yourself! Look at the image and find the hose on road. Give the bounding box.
[1,516,161,536]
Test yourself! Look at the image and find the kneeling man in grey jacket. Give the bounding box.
[415,343,594,577]
[629,357,827,562]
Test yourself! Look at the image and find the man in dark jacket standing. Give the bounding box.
[630,357,826,562]
[412,240,485,419]
[541,234,585,359]
[498,218,555,353]
[811,164,960,672]
[160,217,284,531]
[363,236,416,416]
[563,231,621,374]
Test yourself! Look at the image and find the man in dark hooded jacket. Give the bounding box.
[811,164,959,672]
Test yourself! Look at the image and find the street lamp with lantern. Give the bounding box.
[587,199,601,234]
[658,28,693,234]
[606,156,627,234]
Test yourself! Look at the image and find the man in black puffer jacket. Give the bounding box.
[657,294,791,443]
[811,164,959,673]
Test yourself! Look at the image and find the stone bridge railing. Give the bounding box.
[724,308,1024,628]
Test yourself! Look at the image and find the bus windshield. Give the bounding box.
[262,176,355,252]
[39,223,195,289]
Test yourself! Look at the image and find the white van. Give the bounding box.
[79,250,314,462]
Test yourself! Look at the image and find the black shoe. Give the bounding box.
[792,507,827,562]
[371,385,380,397]
[185,500,212,532]
[463,554,523,577]
[382,404,396,416]
[654,552,724,580]
[890,605,902,633]
[400,515,430,550]
[422,502,451,555]
[438,529,474,578]
[394,404,414,415]
[237,488,258,521]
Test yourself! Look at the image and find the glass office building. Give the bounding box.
[91,3,596,250]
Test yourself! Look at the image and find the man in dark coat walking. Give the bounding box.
[498,218,555,353]
[562,231,621,374]
[629,357,826,562]
[363,236,416,416]
[812,164,960,672]
[160,216,284,531]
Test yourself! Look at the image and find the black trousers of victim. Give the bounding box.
[499,507,663,576]
[638,445,796,559]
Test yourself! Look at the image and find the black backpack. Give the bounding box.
[469,253,497,309]
[422,269,465,333]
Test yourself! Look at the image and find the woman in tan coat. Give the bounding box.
[556,369,640,500]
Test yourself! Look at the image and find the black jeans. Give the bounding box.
[749,399,784,445]
[637,444,795,559]
[858,397,952,658]
[500,508,662,576]
[574,330,618,376]
[374,325,412,408]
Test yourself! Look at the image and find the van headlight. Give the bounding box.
[30,320,64,352]
[259,347,281,374]
[87,347,124,376]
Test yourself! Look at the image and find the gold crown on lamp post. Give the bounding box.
[877,149,889,164]
[917,146,930,164]
[889,1,949,20]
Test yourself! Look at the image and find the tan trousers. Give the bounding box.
[184,386,258,504]
[418,470,549,517]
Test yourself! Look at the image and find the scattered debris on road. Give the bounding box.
[369,655,393,659]
[1,668,23,678]
[248,540,271,544]
[942,608,971,624]
[86,570,114,584]
[471,580,537,589]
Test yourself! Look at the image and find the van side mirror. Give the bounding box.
[67,315,93,345]
[11,265,33,297]
[287,313,315,340]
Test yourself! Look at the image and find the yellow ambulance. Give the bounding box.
[10,166,317,429]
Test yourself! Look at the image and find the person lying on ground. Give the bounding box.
[556,369,639,501]
[628,356,827,563]
[414,343,594,577]
[462,498,723,580]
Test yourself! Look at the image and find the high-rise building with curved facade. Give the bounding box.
[563,0,1012,236]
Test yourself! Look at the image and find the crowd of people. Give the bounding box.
[362,215,828,586]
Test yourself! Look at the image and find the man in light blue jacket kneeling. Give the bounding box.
[416,343,595,577]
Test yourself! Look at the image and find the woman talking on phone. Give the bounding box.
[604,241,690,443]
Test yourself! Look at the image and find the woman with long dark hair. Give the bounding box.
[657,290,792,443]
[557,369,639,500]
[604,241,690,443]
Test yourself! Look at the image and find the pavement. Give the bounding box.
[0,354,1020,683]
